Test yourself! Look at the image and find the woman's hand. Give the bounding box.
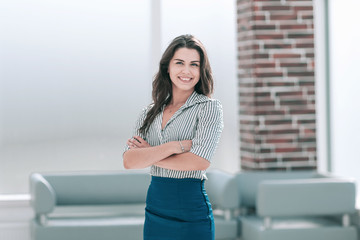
[127,136,151,149]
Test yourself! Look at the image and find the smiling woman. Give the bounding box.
[123,34,223,240]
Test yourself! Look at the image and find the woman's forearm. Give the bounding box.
[123,141,179,169]
[154,152,210,171]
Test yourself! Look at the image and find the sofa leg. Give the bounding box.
[342,214,350,227]
[224,210,232,221]
[38,214,47,226]
[263,217,272,229]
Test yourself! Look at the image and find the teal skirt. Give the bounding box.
[144,176,214,240]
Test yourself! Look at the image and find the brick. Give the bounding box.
[280,99,308,105]
[262,5,291,11]
[255,62,276,68]
[288,71,314,77]
[301,14,314,20]
[307,90,315,95]
[270,14,298,21]
[255,72,283,78]
[297,119,315,124]
[266,138,293,144]
[252,24,276,30]
[254,92,272,97]
[260,158,278,163]
[272,129,299,134]
[289,109,315,114]
[273,53,301,58]
[299,80,315,86]
[240,120,260,125]
[259,148,272,153]
[294,6,313,11]
[267,82,295,87]
[307,147,316,152]
[253,53,270,59]
[276,147,302,153]
[254,110,286,115]
[241,137,262,144]
[292,166,317,171]
[298,137,316,143]
[252,14,266,21]
[282,157,309,162]
[254,100,275,106]
[296,43,314,48]
[265,119,292,125]
[276,91,303,96]
[288,33,314,39]
[280,24,308,30]
[280,62,307,67]
[255,33,284,40]
[258,129,300,135]
[264,43,292,49]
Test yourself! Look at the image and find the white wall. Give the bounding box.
[0,0,152,194]
[329,0,360,185]
[0,0,239,195]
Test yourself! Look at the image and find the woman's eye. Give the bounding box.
[191,63,199,67]
[176,62,183,65]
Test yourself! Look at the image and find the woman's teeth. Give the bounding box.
[179,77,191,81]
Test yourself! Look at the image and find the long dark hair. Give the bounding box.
[139,34,214,135]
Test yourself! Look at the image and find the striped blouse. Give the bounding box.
[124,91,224,180]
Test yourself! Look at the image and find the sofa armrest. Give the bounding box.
[30,173,56,215]
[206,169,239,210]
[257,178,356,217]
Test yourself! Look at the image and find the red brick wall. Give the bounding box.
[237,0,316,170]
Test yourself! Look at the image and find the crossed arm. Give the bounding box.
[122,136,210,171]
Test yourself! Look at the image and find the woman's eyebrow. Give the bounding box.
[173,59,200,63]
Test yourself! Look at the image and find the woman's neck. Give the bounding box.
[169,89,194,106]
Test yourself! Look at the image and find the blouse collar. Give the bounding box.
[183,91,210,108]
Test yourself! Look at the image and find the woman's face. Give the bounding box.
[168,47,200,94]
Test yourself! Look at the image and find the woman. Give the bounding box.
[123,34,223,240]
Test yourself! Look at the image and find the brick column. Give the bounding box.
[237,0,316,170]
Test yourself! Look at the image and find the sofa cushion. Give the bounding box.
[235,171,319,208]
[239,216,357,240]
[31,216,145,240]
[213,216,238,239]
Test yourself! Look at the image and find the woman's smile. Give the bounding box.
[178,76,193,83]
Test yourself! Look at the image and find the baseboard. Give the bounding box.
[0,194,32,240]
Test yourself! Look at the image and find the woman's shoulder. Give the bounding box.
[194,95,223,119]
[191,92,222,108]
[198,94,222,110]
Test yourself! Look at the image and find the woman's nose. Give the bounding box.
[181,65,190,74]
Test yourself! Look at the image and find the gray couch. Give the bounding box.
[29,169,238,240]
[235,171,358,240]
[29,169,358,240]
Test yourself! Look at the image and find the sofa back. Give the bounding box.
[30,170,150,215]
[257,178,357,217]
[235,171,320,208]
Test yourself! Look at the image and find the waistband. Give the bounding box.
[151,176,204,183]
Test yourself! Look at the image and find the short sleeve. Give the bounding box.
[190,99,224,162]
[123,106,149,154]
